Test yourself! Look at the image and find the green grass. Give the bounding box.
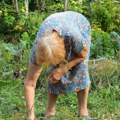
[0,56,120,120]
[0,78,120,120]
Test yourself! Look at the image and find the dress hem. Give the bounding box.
[48,82,91,95]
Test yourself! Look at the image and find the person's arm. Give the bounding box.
[64,47,88,71]
[24,62,43,120]
[49,47,88,84]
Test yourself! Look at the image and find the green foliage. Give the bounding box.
[0,3,14,33]
[0,1,120,119]
[3,15,15,27]
[48,3,64,11]
[0,2,26,36]
[46,0,64,6]
[68,0,83,13]
[93,5,111,30]
[91,28,115,58]
[92,0,120,33]
[21,32,30,41]
[23,11,49,46]
[0,79,26,120]
[110,31,120,51]
[0,40,29,81]
[0,14,16,34]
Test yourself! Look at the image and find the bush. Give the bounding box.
[91,28,115,59]
[0,40,29,81]
[22,11,49,46]
[92,0,120,33]
[110,31,120,51]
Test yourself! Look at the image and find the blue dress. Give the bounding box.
[30,11,91,94]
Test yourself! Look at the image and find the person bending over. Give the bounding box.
[24,11,93,120]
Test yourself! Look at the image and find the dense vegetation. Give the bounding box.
[0,0,120,120]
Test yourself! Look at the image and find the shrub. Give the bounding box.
[110,31,120,51]
[92,0,120,33]
[91,28,115,59]
[0,40,29,81]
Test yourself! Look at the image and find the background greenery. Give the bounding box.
[0,0,120,120]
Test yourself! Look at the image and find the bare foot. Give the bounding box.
[45,109,55,119]
[78,108,89,116]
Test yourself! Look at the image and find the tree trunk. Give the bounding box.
[12,0,15,5]
[25,0,29,16]
[36,0,40,10]
[12,0,15,10]
[15,0,19,13]
[41,0,46,10]
[64,0,68,11]
[87,0,93,24]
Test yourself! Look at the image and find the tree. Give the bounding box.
[25,0,29,15]
[64,0,68,11]
[36,0,40,10]
[41,0,46,10]
[12,0,15,7]
[87,0,93,24]
[15,0,19,13]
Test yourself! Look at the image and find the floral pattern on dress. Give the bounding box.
[30,11,91,94]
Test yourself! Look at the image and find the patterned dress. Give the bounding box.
[30,11,91,94]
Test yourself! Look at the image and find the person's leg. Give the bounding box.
[45,93,58,118]
[77,85,90,116]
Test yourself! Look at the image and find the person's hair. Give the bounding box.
[36,31,66,65]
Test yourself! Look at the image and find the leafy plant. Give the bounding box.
[91,28,115,58]
[68,0,83,13]
[110,31,120,51]
[0,40,29,81]
[92,0,120,33]
[22,11,49,46]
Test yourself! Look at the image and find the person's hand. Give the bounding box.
[49,67,66,84]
